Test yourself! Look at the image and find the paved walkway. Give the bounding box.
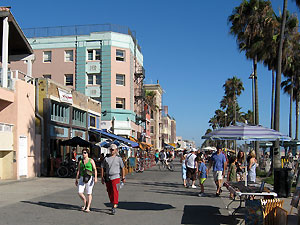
[0,160,298,224]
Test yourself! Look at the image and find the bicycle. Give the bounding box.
[159,159,175,171]
[57,161,77,178]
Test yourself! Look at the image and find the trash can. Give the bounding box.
[274,168,292,198]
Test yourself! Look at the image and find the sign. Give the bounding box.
[58,88,73,104]
[50,125,69,138]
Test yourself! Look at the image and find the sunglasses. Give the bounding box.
[83,152,87,154]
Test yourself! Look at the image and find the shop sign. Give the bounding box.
[72,129,86,139]
[58,88,73,104]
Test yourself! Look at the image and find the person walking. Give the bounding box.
[185,148,198,188]
[247,150,258,183]
[208,146,227,196]
[155,150,159,164]
[198,157,208,196]
[101,144,126,215]
[75,148,97,212]
[180,150,188,187]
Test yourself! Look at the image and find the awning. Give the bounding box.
[89,128,139,148]
[164,143,175,149]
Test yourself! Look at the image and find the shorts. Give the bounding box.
[78,176,95,195]
[213,171,223,181]
[186,167,197,181]
[199,178,206,185]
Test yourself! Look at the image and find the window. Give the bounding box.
[87,49,101,61]
[150,126,154,134]
[87,74,101,85]
[90,115,96,127]
[65,50,73,62]
[65,74,73,86]
[72,108,86,127]
[116,74,125,86]
[116,98,125,109]
[43,51,52,63]
[116,49,125,61]
[51,102,69,124]
[43,74,51,79]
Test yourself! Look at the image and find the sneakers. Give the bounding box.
[198,192,205,197]
[191,185,197,189]
[111,208,116,215]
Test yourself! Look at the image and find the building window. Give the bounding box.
[87,74,101,85]
[90,115,96,128]
[65,74,73,86]
[151,126,154,134]
[65,50,73,62]
[72,108,86,127]
[51,102,69,124]
[43,51,52,63]
[116,74,125,86]
[116,98,125,109]
[43,74,51,79]
[87,49,101,61]
[116,49,125,61]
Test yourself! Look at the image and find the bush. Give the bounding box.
[263,175,274,186]
[256,168,267,178]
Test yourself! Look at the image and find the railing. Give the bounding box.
[0,69,34,90]
[23,24,142,52]
[0,123,13,132]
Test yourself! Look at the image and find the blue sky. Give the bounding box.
[3,0,299,146]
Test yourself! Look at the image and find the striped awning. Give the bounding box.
[202,124,291,141]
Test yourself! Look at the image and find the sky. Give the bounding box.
[2,0,299,147]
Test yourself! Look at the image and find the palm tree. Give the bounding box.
[223,76,244,125]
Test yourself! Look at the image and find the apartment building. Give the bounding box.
[0,8,38,179]
[11,24,145,140]
[144,82,163,150]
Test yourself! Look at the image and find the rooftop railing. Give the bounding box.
[23,24,142,52]
[0,69,35,90]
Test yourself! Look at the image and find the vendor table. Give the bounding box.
[224,181,278,215]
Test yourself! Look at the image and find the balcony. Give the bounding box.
[134,66,145,79]
[0,69,34,90]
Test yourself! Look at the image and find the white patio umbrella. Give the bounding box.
[202,123,291,186]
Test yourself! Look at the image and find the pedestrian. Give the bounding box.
[197,157,208,197]
[208,145,227,196]
[185,148,198,188]
[101,144,126,215]
[155,150,159,164]
[75,148,97,212]
[247,150,258,183]
[180,150,187,187]
[227,155,237,199]
[236,151,245,181]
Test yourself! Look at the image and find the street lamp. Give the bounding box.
[249,72,255,124]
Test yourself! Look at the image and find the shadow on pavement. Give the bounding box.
[181,205,238,225]
[21,200,109,214]
[104,201,175,211]
[128,181,183,188]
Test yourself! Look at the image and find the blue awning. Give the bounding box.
[89,128,139,148]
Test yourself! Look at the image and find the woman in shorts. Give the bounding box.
[75,148,97,212]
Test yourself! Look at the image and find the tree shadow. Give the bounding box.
[104,201,175,211]
[181,205,239,225]
[21,200,108,214]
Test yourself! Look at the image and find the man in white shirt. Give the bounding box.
[185,148,198,188]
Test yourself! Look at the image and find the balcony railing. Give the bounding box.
[0,69,34,90]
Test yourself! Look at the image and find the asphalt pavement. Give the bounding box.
[0,160,297,225]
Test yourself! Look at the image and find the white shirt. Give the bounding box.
[186,153,197,169]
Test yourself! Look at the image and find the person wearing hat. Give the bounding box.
[185,148,198,188]
[101,143,125,215]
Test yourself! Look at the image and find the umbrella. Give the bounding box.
[201,123,291,187]
[61,136,91,147]
[202,123,291,141]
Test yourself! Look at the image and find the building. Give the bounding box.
[144,81,163,150]
[0,7,38,179]
[36,78,101,176]
[11,24,145,140]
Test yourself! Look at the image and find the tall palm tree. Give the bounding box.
[223,76,245,125]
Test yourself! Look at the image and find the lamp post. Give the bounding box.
[225,113,227,148]
[249,73,255,123]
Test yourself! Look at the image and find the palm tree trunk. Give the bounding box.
[289,76,293,138]
[296,97,299,140]
[271,70,275,129]
[253,57,260,164]
[274,0,288,169]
